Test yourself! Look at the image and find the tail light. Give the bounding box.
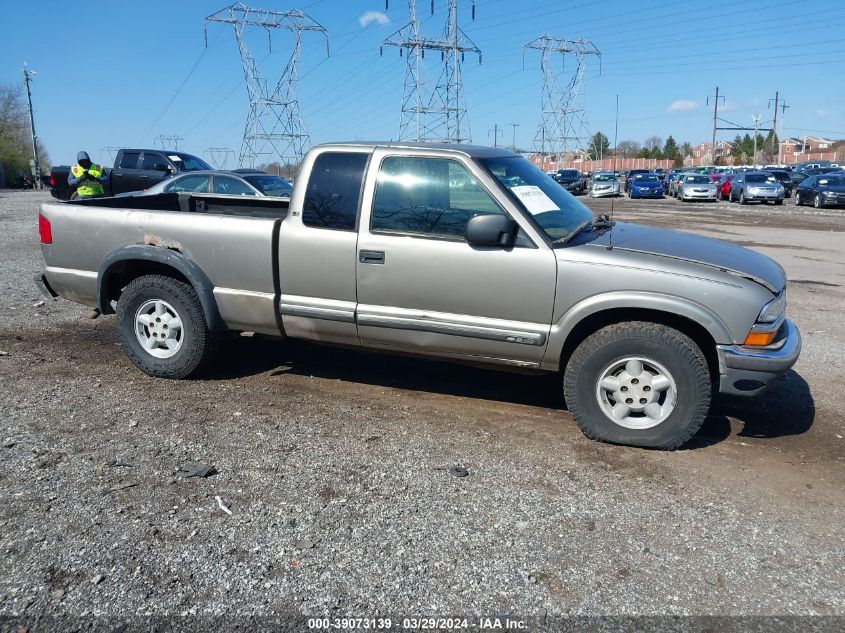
[49,175,56,187]
[38,214,52,244]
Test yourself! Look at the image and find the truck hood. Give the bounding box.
[586,222,785,293]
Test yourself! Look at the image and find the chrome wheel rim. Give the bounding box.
[595,357,677,430]
[135,299,184,359]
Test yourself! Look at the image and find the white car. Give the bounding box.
[590,172,620,197]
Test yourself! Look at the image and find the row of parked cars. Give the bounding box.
[549,163,844,208]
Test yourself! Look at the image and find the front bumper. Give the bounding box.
[591,188,618,197]
[716,319,802,396]
[745,190,784,201]
[682,190,717,200]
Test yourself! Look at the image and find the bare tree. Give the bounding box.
[0,82,50,185]
[644,135,663,151]
[615,140,641,157]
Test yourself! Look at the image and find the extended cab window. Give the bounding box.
[372,157,503,239]
[303,152,368,231]
[164,174,209,193]
[119,152,140,169]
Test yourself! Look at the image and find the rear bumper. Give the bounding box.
[716,319,801,396]
[34,272,59,300]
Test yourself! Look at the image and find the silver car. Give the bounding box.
[729,171,785,205]
[115,170,293,199]
[590,172,620,197]
[678,174,717,202]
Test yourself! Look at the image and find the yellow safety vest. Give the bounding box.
[71,163,106,197]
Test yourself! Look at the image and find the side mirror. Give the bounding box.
[152,163,170,172]
[465,214,518,248]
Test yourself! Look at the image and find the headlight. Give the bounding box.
[823,190,837,197]
[748,186,759,193]
[757,290,786,323]
[776,185,784,192]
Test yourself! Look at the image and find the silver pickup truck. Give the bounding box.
[35,142,801,449]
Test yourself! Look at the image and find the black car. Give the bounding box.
[764,170,794,197]
[552,169,586,194]
[795,173,845,208]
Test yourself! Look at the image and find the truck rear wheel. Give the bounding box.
[116,274,218,379]
[563,322,710,449]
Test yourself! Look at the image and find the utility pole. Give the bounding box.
[205,147,235,169]
[768,91,779,162]
[488,124,500,147]
[707,87,724,165]
[23,64,41,189]
[752,114,761,166]
[510,123,519,152]
[777,101,790,164]
[154,134,184,150]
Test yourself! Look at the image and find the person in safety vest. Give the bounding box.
[68,151,107,198]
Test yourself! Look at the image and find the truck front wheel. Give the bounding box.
[116,274,218,379]
[563,322,711,449]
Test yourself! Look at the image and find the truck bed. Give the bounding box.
[40,193,290,335]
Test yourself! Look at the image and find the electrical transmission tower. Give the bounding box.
[205,3,328,169]
[154,134,184,150]
[524,36,600,159]
[205,147,235,169]
[382,0,480,143]
[100,146,124,164]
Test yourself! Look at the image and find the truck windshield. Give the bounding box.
[478,156,593,243]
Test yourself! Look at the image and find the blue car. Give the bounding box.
[628,173,664,198]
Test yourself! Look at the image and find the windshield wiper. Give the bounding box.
[591,214,614,232]
[551,215,615,245]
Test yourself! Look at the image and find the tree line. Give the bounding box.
[0,83,50,186]
[588,130,781,166]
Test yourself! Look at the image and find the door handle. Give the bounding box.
[359,250,385,264]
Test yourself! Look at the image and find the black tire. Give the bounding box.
[814,193,823,208]
[70,192,79,201]
[116,274,218,379]
[563,322,711,449]
[774,199,783,206]
[717,189,723,201]
[739,190,747,205]
[795,191,802,206]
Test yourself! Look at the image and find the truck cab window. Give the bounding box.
[119,152,140,169]
[141,153,168,171]
[302,152,368,231]
[372,157,504,239]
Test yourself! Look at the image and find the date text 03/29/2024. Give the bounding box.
[307,617,528,630]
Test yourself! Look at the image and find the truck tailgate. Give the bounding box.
[40,202,281,335]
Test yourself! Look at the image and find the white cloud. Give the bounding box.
[816,108,828,118]
[359,10,390,27]
[721,102,738,112]
[667,100,699,113]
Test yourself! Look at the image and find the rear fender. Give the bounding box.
[97,245,226,331]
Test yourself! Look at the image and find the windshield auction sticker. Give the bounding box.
[510,185,560,214]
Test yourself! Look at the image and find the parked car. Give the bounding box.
[114,170,293,199]
[729,171,785,205]
[552,169,586,194]
[663,169,681,194]
[764,170,794,197]
[794,173,845,208]
[623,169,650,192]
[628,173,664,198]
[669,171,691,197]
[677,174,717,202]
[35,141,800,450]
[654,168,665,180]
[49,149,212,200]
[589,172,620,197]
[715,173,734,200]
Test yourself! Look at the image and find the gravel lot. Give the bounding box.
[0,189,843,630]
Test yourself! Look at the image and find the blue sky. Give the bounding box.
[2,0,844,166]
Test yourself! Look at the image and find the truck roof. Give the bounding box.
[314,141,516,159]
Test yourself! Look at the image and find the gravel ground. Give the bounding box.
[0,189,843,631]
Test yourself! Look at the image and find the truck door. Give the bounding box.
[354,150,557,367]
[134,152,172,193]
[277,148,370,346]
[111,151,141,194]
